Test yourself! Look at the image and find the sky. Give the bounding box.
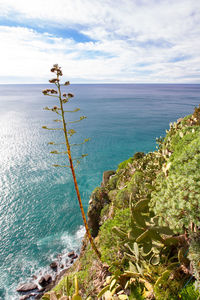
[0,0,200,83]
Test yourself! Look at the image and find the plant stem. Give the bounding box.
[57,82,101,260]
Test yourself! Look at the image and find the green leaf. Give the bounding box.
[110,278,117,291]
[149,229,164,243]
[149,254,160,266]
[136,230,149,243]
[134,242,139,261]
[124,252,136,262]
[124,243,136,255]
[154,270,171,288]
[118,295,128,300]
[112,226,127,239]
[124,271,140,277]
[134,199,149,211]
[166,262,179,270]
[154,226,174,235]
[163,237,178,246]
[132,210,146,228]
[141,243,153,255]
[136,263,144,275]
[129,261,138,273]
[97,285,110,298]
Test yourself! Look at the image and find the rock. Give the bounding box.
[38,286,46,292]
[102,170,115,186]
[87,186,110,237]
[17,283,38,292]
[38,274,52,287]
[44,274,52,282]
[67,251,75,258]
[50,261,58,271]
[19,294,37,300]
[72,254,78,259]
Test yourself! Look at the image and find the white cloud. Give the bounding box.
[0,0,199,83]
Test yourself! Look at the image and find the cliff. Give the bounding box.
[42,105,200,300]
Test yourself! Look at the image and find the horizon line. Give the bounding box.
[0,82,200,85]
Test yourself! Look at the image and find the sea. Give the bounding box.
[0,83,199,299]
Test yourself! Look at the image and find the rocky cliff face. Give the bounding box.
[87,170,115,237]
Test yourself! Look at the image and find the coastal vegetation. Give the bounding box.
[42,69,200,299]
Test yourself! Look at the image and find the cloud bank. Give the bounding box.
[0,0,199,83]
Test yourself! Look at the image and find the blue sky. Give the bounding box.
[0,0,200,83]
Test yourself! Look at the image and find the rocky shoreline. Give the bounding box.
[17,250,78,300]
[17,170,115,300]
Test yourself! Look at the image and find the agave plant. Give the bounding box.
[42,64,101,259]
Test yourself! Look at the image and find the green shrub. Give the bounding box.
[98,208,131,265]
[154,277,185,300]
[150,127,200,233]
[179,282,200,299]
[117,157,134,171]
[107,174,119,190]
[115,188,130,209]
[169,126,200,159]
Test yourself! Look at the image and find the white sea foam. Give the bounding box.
[1,226,85,300]
[36,226,85,250]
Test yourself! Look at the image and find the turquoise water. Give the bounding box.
[0,84,199,299]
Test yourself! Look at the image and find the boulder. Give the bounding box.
[38,286,45,292]
[72,253,78,260]
[67,251,75,258]
[102,170,115,186]
[17,283,38,292]
[50,261,58,271]
[38,274,52,287]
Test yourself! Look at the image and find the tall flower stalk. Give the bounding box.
[42,64,101,259]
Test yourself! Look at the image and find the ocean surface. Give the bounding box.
[0,83,199,299]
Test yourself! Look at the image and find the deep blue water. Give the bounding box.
[0,84,199,299]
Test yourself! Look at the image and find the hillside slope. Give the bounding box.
[43,105,200,300]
